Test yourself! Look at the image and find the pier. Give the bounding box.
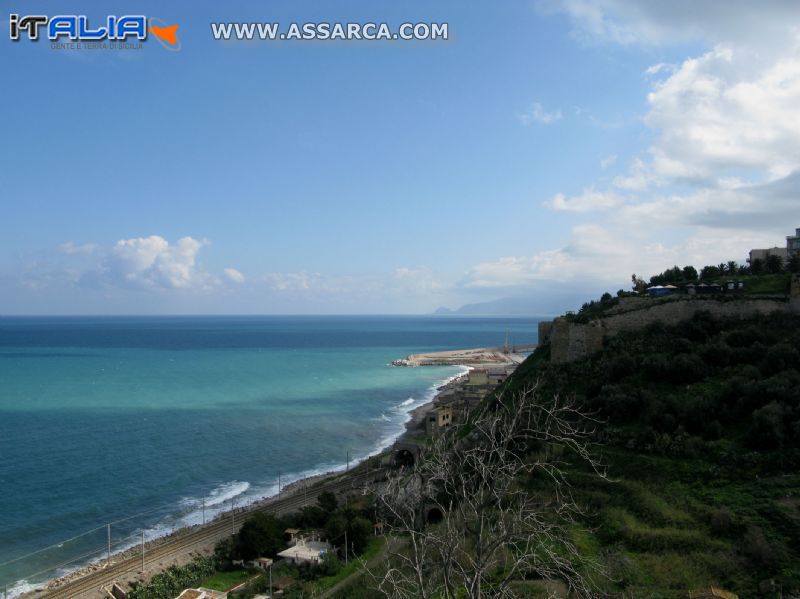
[391,344,536,367]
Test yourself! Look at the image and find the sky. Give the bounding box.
[1,0,799,315]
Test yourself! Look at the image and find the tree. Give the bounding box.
[726,261,738,275]
[318,490,339,515]
[682,265,698,281]
[750,257,764,275]
[371,385,605,598]
[600,292,612,302]
[789,253,800,274]
[748,401,787,450]
[236,513,284,560]
[632,273,647,293]
[765,253,784,274]
[326,511,372,556]
[700,265,721,280]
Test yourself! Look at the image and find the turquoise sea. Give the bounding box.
[0,316,538,594]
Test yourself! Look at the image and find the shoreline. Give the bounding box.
[14,363,473,598]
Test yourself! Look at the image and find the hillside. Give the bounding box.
[502,310,800,597]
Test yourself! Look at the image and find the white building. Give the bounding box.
[277,537,332,564]
[175,589,228,599]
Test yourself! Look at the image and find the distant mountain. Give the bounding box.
[433,285,615,317]
[433,296,545,316]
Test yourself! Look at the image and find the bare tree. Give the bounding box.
[371,382,606,599]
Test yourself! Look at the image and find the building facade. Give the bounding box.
[748,227,800,264]
[788,228,800,255]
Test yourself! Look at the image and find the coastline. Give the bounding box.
[14,364,472,598]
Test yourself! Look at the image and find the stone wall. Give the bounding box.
[546,296,793,364]
[550,318,604,363]
[537,320,553,345]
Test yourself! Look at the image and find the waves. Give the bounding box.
[366,365,470,458]
[204,480,250,507]
[7,580,37,599]
[1,368,470,596]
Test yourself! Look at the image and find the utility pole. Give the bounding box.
[278,471,282,496]
[202,497,206,525]
[231,498,236,535]
[107,523,111,565]
[346,449,350,471]
[141,530,145,572]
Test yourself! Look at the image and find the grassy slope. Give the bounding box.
[500,311,800,597]
[201,568,257,591]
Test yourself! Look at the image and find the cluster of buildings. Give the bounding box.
[425,366,514,436]
[173,530,333,599]
[748,227,800,264]
[647,280,746,297]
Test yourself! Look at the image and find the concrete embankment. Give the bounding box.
[392,345,536,367]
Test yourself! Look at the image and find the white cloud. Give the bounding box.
[392,266,443,294]
[223,267,245,284]
[539,1,800,277]
[644,62,675,77]
[519,102,563,125]
[612,157,655,190]
[600,154,617,169]
[538,0,800,47]
[545,187,625,212]
[460,223,778,290]
[59,242,98,255]
[263,271,321,291]
[643,42,800,184]
[103,235,213,290]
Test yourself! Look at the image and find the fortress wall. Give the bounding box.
[547,296,792,364]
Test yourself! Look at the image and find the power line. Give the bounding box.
[0,525,106,569]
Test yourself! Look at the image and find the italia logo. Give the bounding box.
[9,14,181,50]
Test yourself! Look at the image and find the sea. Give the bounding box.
[0,315,539,595]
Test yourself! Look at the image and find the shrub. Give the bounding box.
[742,525,779,571]
[748,401,788,450]
[236,513,284,560]
[709,507,734,536]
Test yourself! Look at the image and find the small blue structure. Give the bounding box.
[647,285,677,297]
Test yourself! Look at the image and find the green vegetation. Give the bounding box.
[569,259,795,324]
[127,557,216,599]
[714,272,791,294]
[200,568,255,591]
[305,536,385,594]
[520,310,800,596]
[235,512,284,560]
[212,490,378,597]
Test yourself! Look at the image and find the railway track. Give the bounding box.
[35,469,382,598]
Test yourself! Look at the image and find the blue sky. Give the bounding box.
[2,1,799,314]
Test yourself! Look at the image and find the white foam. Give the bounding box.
[7,579,40,599]
[367,365,469,458]
[3,367,470,596]
[204,480,250,507]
